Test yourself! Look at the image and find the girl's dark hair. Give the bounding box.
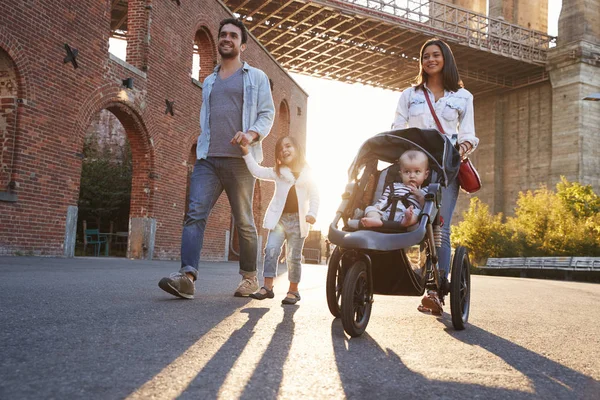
[274,136,306,176]
[218,18,248,44]
[415,38,463,92]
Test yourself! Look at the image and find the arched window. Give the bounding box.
[0,48,18,192]
[279,100,290,137]
[192,27,216,82]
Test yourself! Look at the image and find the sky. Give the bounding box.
[109,1,562,231]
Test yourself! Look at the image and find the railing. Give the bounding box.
[303,248,322,264]
[318,0,556,63]
[483,257,600,272]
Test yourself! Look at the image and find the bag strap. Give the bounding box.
[424,89,445,135]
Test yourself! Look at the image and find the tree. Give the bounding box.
[452,178,600,264]
[78,129,132,231]
[451,198,518,265]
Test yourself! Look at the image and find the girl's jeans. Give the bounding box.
[438,177,459,280]
[180,157,257,280]
[263,213,305,283]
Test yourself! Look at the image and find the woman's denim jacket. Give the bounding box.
[196,62,275,163]
[392,85,479,150]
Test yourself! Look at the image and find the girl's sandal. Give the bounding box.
[249,286,274,300]
[282,291,301,305]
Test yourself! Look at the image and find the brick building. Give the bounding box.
[0,0,308,259]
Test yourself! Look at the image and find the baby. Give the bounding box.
[360,149,430,228]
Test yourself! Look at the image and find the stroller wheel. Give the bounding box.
[341,261,372,337]
[450,246,471,330]
[326,247,343,318]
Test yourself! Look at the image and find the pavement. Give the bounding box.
[0,256,599,399]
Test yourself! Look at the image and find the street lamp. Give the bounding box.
[583,92,600,101]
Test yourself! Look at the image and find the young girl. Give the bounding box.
[239,136,319,304]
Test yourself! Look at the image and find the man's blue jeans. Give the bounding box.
[180,157,257,280]
[438,177,459,279]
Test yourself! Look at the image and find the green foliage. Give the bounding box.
[556,176,600,219]
[451,198,518,265]
[78,130,132,231]
[452,177,600,264]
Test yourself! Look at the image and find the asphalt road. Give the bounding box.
[0,256,599,399]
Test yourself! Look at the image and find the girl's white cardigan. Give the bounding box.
[242,153,319,238]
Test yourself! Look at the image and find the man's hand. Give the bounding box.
[231,131,258,147]
[306,215,316,224]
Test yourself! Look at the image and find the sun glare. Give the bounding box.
[290,73,402,231]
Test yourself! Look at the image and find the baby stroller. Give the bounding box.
[326,127,472,337]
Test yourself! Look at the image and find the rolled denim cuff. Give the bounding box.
[239,269,257,277]
[179,266,198,281]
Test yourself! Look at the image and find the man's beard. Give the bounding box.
[218,45,238,59]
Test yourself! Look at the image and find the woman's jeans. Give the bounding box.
[438,177,459,280]
[180,157,257,280]
[263,213,305,284]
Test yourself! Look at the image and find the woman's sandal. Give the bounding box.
[281,291,301,305]
[419,291,443,316]
[249,286,274,300]
[417,304,432,314]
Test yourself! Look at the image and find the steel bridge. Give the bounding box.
[221,0,556,95]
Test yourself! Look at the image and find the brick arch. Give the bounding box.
[192,23,216,82]
[0,47,18,190]
[279,99,290,137]
[76,88,156,217]
[0,26,35,103]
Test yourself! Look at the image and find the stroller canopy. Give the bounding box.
[348,128,461,187]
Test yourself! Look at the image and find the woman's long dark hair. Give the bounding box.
[274,136,306,177]
[415,38,463,93]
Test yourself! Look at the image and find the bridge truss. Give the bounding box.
[222,0,556,95]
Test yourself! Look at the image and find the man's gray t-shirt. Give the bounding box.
[208,68,244,158]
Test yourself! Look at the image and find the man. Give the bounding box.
[159,18,275,299]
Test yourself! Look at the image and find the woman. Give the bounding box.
[392,38,479,315]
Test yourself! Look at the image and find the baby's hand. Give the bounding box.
[306,215,316,224]
[409,185,425,206]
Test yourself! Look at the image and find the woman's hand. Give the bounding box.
[459,142,472,159]
[306,215,316,224]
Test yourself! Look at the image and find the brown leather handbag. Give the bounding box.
[424,91,481,194]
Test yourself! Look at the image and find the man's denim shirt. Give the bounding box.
[197,62,275,163]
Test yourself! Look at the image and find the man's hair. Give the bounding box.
[399,149,429,169]
[218,18,248,44]
[415,38,463,92]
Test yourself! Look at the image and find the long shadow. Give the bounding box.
[441,321,600,399]
[0,257,258,399]
[177,307,270,399]
[239,305,299,400]
[330,319,599,399]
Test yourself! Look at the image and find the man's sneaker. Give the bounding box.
[158,272,195,299]
[234,276,259,297]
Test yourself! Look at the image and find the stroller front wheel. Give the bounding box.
[450,246,471,330]
[341,260,372,337]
